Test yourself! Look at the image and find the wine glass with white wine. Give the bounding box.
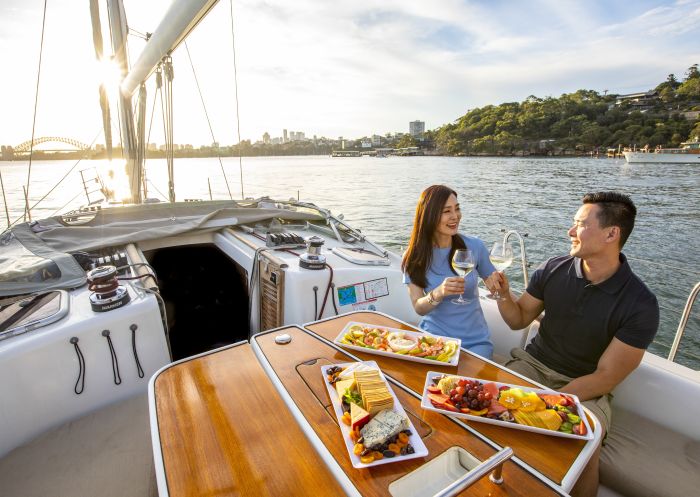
[451,249,475,305]
[487,241,514,301]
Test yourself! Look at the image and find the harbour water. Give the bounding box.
[1,155,698,368]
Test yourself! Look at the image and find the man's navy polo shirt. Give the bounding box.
[524,254,659,378]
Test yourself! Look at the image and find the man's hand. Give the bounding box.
[485,271,509,297]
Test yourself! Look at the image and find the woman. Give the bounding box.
[401,185,496,358]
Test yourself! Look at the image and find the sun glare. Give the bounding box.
[96,159,133,203]
[96,58,124,95]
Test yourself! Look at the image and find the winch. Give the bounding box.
[298,236,326,270]
[87,265,131,312]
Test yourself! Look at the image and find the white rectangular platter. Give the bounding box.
[420,372,594,440]
[333,321,461,367]
[322,360,429,468]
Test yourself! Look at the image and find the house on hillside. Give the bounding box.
[612,90,659,111]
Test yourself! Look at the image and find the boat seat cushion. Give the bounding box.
[600,407,700,497]
[0,394,158,497]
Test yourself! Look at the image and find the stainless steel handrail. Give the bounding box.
[667,281,700,362]
[431,446,514,497]
[502,230,530,287]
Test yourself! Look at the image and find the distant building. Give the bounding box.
[613,91,659,111]
[263,132,270,144]
[283,129,288,143]
[371,134,382,146]
[409,120,425,138]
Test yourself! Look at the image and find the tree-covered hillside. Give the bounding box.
[429,64,700,156]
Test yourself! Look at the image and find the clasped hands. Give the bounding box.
[434,271,511,300]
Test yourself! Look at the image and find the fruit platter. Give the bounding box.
[322,360,429,468]
[333,322,461,367]
[420,373,594,440]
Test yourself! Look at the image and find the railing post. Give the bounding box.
[668,282,700,362]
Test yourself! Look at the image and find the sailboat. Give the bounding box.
[1,1,699,497]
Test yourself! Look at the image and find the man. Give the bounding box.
[486,191,659,496]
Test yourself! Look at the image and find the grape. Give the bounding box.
[455,386,466,395]
[467,389,477,398]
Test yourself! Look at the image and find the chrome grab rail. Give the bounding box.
[502,230,530,287]
[431,447,514,497]
[668,281,700,362]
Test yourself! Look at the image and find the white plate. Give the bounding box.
[333,322,461,367]
[322,360,429,468]
[420,372,594,440]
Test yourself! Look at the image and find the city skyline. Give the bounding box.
[1,0,699,148]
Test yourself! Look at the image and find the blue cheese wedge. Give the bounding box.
[360,409,410,450]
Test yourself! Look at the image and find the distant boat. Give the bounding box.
[623,137,700,164]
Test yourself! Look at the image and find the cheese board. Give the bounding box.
[420,372,594,440]
[322,361,429,468]
[333,321,460,367]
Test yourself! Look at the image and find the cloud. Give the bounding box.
[1,0,699,146]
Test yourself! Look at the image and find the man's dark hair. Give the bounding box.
[582,191,637,248]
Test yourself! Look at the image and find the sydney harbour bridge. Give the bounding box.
[11,137,92,152]
[1,137,95,160]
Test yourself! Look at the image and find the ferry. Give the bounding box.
[1,1,698,497]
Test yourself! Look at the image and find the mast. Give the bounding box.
[106,0,142,204]
[89,0,113,162]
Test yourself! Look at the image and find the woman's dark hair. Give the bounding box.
[582,191,636,248]
[401,185,466,289]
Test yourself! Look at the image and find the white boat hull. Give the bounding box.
[623,151,700,164]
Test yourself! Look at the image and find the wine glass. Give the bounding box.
[451,249,475,305]
[487,241,514,301]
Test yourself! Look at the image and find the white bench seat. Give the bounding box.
[600,407,700,497]
[0,394,157,497]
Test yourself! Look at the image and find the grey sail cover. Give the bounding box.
[0,201,323,296]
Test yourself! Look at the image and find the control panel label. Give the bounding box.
[337,278,389,306]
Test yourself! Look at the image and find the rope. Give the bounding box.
[229,0,244,199]
[330,282,339,315]
[183,42,233,200]
[161,57,175,202]
[317,263,335,319]
[130,324,144,378]
[25,0,49,214]
[102,330,122,385]
[70,337,86,394]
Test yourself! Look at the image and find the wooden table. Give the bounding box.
[150,311,599,496]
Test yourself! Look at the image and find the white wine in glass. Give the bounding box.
[451,249,475,305]
[488,241,513,300]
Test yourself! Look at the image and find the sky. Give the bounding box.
[1,0,699,148]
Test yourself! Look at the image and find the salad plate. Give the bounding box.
[334,321,460,367]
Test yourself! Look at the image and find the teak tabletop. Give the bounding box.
[303,311,598,488]
[151,312,593,496]
[152,342,346,497]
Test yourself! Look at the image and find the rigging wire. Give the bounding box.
[183,42,233,200]
[25,0,49,218]
[229,0,244,199]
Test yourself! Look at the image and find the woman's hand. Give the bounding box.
[435,276,465,300]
